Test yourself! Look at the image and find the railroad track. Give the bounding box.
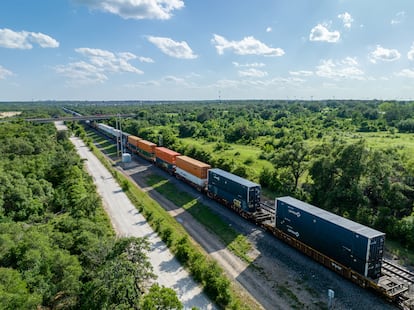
[382,260,414,286]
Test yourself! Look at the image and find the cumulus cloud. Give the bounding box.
[55,61,108,84]
[75,47,143,73]
[408,43,414,61]
[0,65,13,79]
[316,57,364,79]
[238,68,268,78]
[0,28,59,49]
[211,34,284,56]
[289,70,314,77]
[74,0,184,20]
[369,45,401,63]
[147,36,197,59]
[391,11,405,25]
[309,24,340,43]
[395,69,414,78]
[338,12,354,28]
[55,47,144,85]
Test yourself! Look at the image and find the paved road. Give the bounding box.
[69,134,217,309]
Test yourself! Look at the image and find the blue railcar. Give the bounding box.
[275,196,385,279]
[207,168,261,212]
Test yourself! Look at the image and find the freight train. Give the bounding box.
[91,121,414,309]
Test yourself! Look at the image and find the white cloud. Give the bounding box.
[75,47,143,73]
[0,65,13,79]
[147,36,197,59]
[139,56,154,63]
[316,57,364,80]
[396,69,414,78]
[55,47,143,85]
[289,70,314,77]
[338,12,354,29]
[391,11,405,25]
[29,32,59,48]
[232,62,265,68]
[369,45,401,63]
[408,43,414,61]
[266,27,272,33]
[55,61,108,85]
[238,68,268,78]
[0,28,59,49]
[309,24,340,43]
[211,34,284,56]
[118,52,137,60]
[74,0,184,20]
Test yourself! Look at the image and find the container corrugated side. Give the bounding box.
[155,147,181,164]
[128,135,141,146]
[207,168,260,211]
[176,156,210,179]
[137,140,156,153]
[275,197,385,278]
[175,167,207,187]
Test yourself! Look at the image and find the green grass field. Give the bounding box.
[354,132,414,156]
[181,137,273,181]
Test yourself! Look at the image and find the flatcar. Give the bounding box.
[275,196,384,279]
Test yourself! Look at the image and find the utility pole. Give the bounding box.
[118,113,123,154]
[115,116,119,157]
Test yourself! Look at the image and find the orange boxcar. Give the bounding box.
[137,140,156,153]
[128,135,141,147]
[175,155,211,179]
[155,147,181,164]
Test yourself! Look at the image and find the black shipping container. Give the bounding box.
[208,168,261,212]
[275,196,385,279]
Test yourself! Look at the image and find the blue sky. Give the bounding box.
[1,0,414,101]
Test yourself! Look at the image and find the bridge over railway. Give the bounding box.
[25,113,136,123]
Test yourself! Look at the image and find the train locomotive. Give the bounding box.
[91,121,414,309]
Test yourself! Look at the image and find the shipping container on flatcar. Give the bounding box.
[155,147,181,173]
[97,123,114,138]
[175,155,210,188]
[137,139,156,161]
[275,196,385,279]
[127,135,142,153]
[207,168,261,212]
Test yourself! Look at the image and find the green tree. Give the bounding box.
[82,237,156,309]
[272,141,309,190]
[0,267,41,310]
[141,284,183,310]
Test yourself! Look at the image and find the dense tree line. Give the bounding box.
[71,100,414,250]
[0,121,182,309]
